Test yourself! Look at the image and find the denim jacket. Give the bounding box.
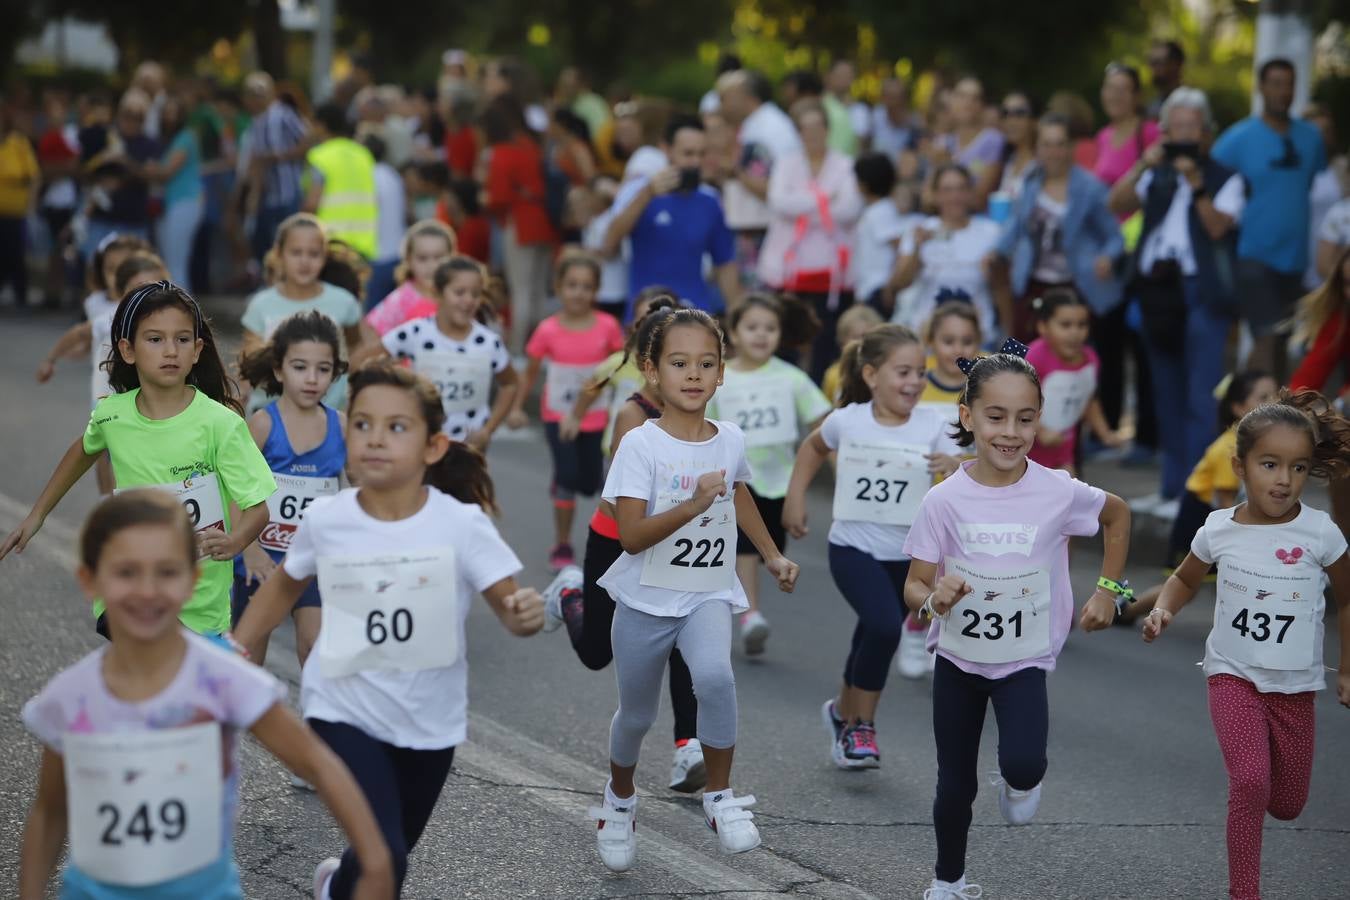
[996,165,1125,314]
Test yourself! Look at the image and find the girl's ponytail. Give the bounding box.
[835,338,870,407]
[426,441,499,515]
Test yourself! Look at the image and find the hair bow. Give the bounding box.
[934,286,973,305]
[955,338,1029,377]
[118,280,203,343]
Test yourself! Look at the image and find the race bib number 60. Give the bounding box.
[316,548,462,677]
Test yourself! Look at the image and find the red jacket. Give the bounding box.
[485,135,557,246]
[1290,308,1349,396]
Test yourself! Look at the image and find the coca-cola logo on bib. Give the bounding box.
[258,522,296,552]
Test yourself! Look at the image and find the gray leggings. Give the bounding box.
[609,601,737,766]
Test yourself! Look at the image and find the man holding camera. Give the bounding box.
[603,114,741,314]
[1109,87,1245,504]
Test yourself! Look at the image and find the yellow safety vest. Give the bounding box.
[306,137,377,259]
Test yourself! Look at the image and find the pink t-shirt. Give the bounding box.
[525,312,625,429]
[903,460,1105,679]
[365,281,438,336]
[1093,120,1161,187]
[1026,337,1099,471]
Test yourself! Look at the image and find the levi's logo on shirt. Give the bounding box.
[958,524,1038,557]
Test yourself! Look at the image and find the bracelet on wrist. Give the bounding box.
[1097,576,1134,603]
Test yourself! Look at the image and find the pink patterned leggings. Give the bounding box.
[1207,674,1315,900]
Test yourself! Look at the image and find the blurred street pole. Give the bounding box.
[1253,0,1314,114]
[312,0,336,103]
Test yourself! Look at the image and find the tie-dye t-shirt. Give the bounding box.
[22,631,284,898]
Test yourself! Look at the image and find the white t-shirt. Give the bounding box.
[84,290,118,408]
[1136,170,1245,277]
[898,216,1001,338]
[853,199,919,301]
[382,318,511,441]
[819,402,950,560]
[583,207,630,302]
[1307,170,1346,288]
[373,162,406,263]
[599,420,754,617]
[1317,196,1350,249]
[283,487,522,749]
[723,103,801,231]
[1192,504,1348,694]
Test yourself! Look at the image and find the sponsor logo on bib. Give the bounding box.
[957,523,1038,558]
[258,522,294,550]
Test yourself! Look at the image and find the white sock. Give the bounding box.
[605,780,634,809]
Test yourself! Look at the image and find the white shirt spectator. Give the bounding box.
[897,216,1002,337]
[1135,169,1245,277]
[372,161,407,263]
[852,198,920,302]
[724,102,801,232]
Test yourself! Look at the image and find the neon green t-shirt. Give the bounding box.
[83,390,277,634]
[707,357,831,499]
[594,351,644,456]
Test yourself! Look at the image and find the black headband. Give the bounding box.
[117,281,204,344]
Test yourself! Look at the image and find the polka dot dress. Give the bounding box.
[1206,674,1315,900]
[381,317,510,439]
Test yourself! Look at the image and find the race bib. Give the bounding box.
[545,362,601,418]
[1211,559,1320,671]
[717,380,797,447]
[259,474,339,553]
[832,440,930,526]
[64,722,222,887]
[937,558,1052,665]
[135,473,226,533]
[416,352,494,416]
[316,547,461,678]
[1039,368,1096,432]
[640,493,737,592]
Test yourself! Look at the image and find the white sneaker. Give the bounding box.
[820,698,845,763]
[589,791,638,872]
[1151,497,1181,521]
[542,565,583,633]
[991,772,1042,825]
[741,610,770,656]
[897,619,929,679]
[703,790,761,854]
[1127,492,1164,515]
[669,739,707,793]
[923,876,983,899]
[312,857,341,899]
[289,772,316,791]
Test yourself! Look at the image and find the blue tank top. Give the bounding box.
[236,403,346,574]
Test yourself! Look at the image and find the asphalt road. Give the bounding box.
[0,306,1346,899]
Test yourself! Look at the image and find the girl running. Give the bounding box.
[381,255,517,451]
[1119,371,1278,623]
[1024,289,1124,474]
[508,254,625,571]
[1,282,277,638]
[589,308,799,872]
[233,361,546,899]
[233,311,349,666]
[897,302,983,678]
[543,298,710,793]
[902,346,1131,900]
[708,293,830,657]
[18,490,392,900]
[241,214,366,411]
[34,235,153,496]
[363,219,458,338]
[783,324,960,769]
[1142,390,1350,900]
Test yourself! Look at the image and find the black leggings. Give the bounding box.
[932,655,1048,883]
[309,719,457,899]
[1092,304,1157,450]
[581,526,698,742]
